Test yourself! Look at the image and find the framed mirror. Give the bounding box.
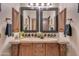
[40,8,58,32]
[20,7,39,32]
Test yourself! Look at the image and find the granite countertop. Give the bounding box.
[9,37,70,44]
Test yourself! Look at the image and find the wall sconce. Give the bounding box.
[26,3,53,8]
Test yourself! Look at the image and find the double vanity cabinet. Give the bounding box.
[10,36,68,56]
[11,6,67,56]
[11,42,67,56]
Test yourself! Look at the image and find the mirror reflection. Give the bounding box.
[43,11,56,31]
[21,7,58,32]
[23,10,37,32]
[41,8,58,32]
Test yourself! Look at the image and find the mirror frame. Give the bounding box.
[40,8,58,33]
[20,7,39,32]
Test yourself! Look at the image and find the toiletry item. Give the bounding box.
[44,34,46,37]
[35,34,37,37]
[37,32,43,38]
[13,32,19,40]
[48,34,50,37]
[53,34,56,37]
[19,32,25,39]
[28,33,30,37]
[37,32,41,38]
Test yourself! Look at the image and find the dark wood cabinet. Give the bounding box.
[11,43,67,56]
[33,43,45,56]
[46,43,59,56]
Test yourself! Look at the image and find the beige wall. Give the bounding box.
[0,3,20,55]
[0,3,79,56]
[0,3,20,39]
[59,3,79,56]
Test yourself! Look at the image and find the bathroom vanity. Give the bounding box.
[11,7,67,56]
[10,37,68,56]
[11,43,67,56]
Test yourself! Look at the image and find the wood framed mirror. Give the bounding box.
[20,7,39,32]
[40,8,58,33]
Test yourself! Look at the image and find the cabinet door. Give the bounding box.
[11,44,19,56]
[46,43,59,56]
[19,43,32,56]
[59,44,67,56]
[33,43,45,56]
[12,8,19,32]
[58,8,66,32]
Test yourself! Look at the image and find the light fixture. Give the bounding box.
[49,3,52,6]
[33,3,36,6]
[38,3,42,6]
[44,3,47,6]
[28,3,31,6]
[26,3,53,8]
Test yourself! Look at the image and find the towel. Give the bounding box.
[64,24,72,37]
[5,24,12,36]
